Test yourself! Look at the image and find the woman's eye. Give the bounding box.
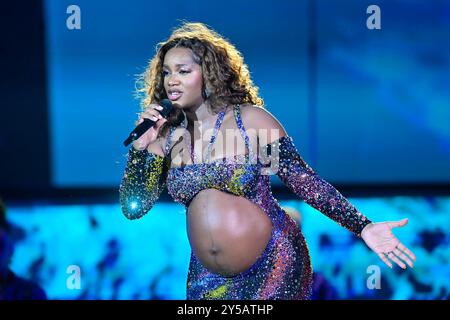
[180,70,190,74]
[162,71,169,76]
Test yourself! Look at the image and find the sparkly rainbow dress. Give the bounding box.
[119,105,371,300]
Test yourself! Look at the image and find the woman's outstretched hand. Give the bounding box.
[361,218,416,269]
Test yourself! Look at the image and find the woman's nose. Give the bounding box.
[168,74,180,85]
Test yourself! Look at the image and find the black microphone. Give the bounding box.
[123,99,173,147]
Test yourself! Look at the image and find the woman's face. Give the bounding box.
[163,47,204,109]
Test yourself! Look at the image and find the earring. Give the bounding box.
[203,87,210,99]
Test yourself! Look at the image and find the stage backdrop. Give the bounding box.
[44,0,450,187]
[8,196,450,299]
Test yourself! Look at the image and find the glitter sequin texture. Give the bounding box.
[119,147,167,220]
[272,136,372,237]
[119,105,372,300]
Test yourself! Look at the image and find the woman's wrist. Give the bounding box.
[361,222,374,239]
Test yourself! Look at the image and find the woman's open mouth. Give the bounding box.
[168,91,183,101]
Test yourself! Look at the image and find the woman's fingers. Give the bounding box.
[387,218,408,229]
[387,252,406,269]
[134,104,167,136]
[139,105,164,122]
[394,248,414,268]
[378,244,416,270]
[377,253,393,268]
[396,242,416,262]
[143,111,160,121]
[155,117,167,129]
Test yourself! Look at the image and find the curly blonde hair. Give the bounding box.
[136,21,265,137]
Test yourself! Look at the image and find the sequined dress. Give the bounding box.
[119,105,372,300]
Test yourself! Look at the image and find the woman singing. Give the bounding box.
[119,22,416,299]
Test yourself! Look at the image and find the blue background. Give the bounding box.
[7,197,450,299]
[44,0,450,187]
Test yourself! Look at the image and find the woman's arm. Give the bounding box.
[119,145,167,220]
[243,106,415,268]
[243,106,371,237]
[266,135,371,237]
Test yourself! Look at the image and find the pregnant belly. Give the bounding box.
[187,189,273,277]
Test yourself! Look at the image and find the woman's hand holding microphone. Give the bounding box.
[132,104,168,151]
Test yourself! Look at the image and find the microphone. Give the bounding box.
[123,99,173,147]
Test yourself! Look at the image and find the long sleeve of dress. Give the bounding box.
[265,135,372,237]
[119,146,167,220]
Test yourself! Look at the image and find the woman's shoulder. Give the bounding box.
[239,104,274,123]
[239,104,287,138]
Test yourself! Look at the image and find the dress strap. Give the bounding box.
[233,105,255,160]
[204,106,228,163]
[164,125,176,157]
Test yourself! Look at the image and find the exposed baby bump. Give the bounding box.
[187,189,273,277]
